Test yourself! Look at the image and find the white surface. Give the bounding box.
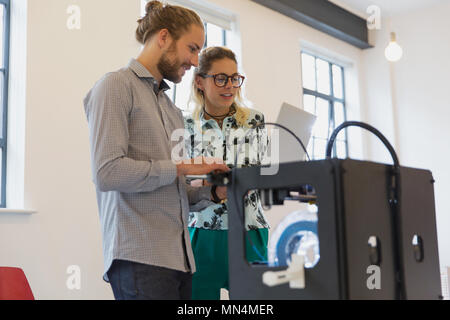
[275,102,316,163]
[263,254,305,289]
[388,3,450,269]
[360,2,450,269]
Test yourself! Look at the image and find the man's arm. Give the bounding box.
[84,73,177,193]
[84,74,230,193]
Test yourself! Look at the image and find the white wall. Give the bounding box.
[388,3,450,268]
[361,23,398,164]
[360,2,450,269]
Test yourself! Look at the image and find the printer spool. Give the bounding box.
[268,205,320,268]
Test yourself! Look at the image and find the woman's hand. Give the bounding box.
[189,179,213,187]
[215,186,227,200]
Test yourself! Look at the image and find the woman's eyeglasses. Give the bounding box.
[200,73,245,88]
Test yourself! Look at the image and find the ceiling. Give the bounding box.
[328,0,448,18]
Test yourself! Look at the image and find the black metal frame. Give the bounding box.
[302,52,348,159]
[227,159,442,299]
[251,0,372,49]
[0,0,10,208]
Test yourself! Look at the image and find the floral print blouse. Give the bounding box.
[184,106,270,231]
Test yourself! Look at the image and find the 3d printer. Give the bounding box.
[207,121,442,300]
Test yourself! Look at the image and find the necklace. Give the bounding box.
[203,105,236,126]
[203,107,230,119]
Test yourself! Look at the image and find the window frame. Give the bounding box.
[0,0,10,208]
[301,51,349,160]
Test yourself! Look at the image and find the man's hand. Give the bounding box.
[189,179,205,187]
[177,157,229,177]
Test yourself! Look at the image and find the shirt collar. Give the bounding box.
[128,58,171,94]
[199,109,215,128]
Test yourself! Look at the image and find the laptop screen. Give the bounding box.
[273,102,316,163]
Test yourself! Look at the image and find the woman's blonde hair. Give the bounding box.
[136,1,204,45]
[189,46,251,127]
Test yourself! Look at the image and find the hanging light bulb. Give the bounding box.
[385,32,403,62]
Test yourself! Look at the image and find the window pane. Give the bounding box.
[0,73,3,136]
[313,138,327,160]
[332,65,343,99]
[303,94,315,114]
[0,5,4,67]
[307,138,313,160]
[313,98,330,139]
[316,59,330,95]
[336,140,347,158]
[224,29,230,46]
[334,102,345,128]
[301,53,316,91]
[174,68,195,110]
[206,23,224,47]
[333,102,347,141]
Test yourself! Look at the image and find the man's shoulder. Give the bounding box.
[84,68,133,110]
[97,67,134,87]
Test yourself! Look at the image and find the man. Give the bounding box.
[83,1,228,300]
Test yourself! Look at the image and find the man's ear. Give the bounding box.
[157,28,172,49]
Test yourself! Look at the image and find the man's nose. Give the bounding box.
[191,54,199,67]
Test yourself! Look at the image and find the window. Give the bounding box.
[0,0,10,208]
[166,21,228,111]
[301,52,348,160]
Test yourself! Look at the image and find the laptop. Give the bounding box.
[273,102,316,163]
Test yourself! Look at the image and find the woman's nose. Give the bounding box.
[224,77,233,88]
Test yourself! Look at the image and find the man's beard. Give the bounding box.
[157,43,185,83]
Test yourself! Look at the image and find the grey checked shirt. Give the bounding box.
[83,58,210,280]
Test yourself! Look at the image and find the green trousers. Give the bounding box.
[188,227,269,300]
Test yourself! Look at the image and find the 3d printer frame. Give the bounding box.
[226,159,442,300]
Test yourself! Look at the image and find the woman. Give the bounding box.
[184,46,270,300]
